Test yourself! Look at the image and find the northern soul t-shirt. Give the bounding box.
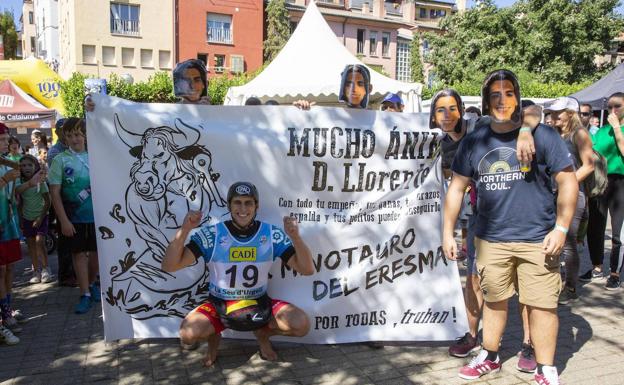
[187,220,295,300]
[452,124,573,243]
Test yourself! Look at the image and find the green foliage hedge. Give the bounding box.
[60,70,259,117]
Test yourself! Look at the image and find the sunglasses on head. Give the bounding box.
[607,104,622,110]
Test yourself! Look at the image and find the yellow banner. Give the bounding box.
[0,58,64,114]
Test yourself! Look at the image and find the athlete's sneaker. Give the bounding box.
[29,271,41,284]
[41,267,52,283]
[534,367,561,385]
[0,325,19,345]
[579,268,603,282]
[89,283,101,303]
[558,287,579,305]
[605,276,621,291]
[458,349,501,380]
[449,332,480,357]
[74,295,93,314]
[516,343,537,373]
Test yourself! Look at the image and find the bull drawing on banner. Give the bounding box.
[105,114,227,319]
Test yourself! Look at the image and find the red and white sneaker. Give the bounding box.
[534,367,561,385]
[458,349,501,380]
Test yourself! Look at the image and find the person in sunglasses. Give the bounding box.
[579,103,598,136]
[586,92,624,290]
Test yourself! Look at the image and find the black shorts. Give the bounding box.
[69,223,97,253]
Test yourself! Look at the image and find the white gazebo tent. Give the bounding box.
[224,1,423,112]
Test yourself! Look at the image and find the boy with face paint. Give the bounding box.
[443,70,578,384]
[162,182,315,367]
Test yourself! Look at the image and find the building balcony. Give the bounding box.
[111,18,140,36]
[207,27,233,44]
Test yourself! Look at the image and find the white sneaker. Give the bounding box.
[0,325,19,345]
[29,271,41,284]
[41,267,52,283]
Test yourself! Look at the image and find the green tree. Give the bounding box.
[410,35,424,83]
[264,0,291,62]
[0,11,18,59]
[425,0,622,85]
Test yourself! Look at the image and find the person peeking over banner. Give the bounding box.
[293,64,373,110]
[161,181,314,367]
[85,59,211,112]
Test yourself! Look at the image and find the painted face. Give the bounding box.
[0,134,9,153]
[550,111,570,131]
[343,71,367,107]
[20,159,36,179]
[434,96,461,132]
[607,96,624,120]
[488,80,518,122]
[66,131,86,153]
[229,196,257,228]
[182,68,204,102]
[579,105,592,126]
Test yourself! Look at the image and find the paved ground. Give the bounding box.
[1,240,623,385]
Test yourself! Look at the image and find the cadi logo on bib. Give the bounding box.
[229,247,257,261]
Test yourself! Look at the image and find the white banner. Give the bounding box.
[88,94,467,343]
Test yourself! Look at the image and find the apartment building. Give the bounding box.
[21,0,36,58]
[58,0,174,82]
[285,0,454,82]
[175,0,264,79]
[34,0,60,65]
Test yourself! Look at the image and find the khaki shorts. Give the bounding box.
[475,237,562,309]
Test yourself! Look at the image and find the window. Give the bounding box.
[197,53,208,66]
[290,21,298,34]
[29,37,35,52]
[419,8,427,18]
[140,49,153,68]
[422,39,430,59]
[382,32,390,57]
[396,39,411,82]
[230,55,244,73]
[214,54,225,72]
[207,13,232,44]
[430,9,436,18]
[357,29,365,54]
[122,47,135,66]
[82,45,96,64]
[28,11,34,24]
[369,31,377,56]
[110,3,140,36]
[102,46,115,65]
[159,50,171,69]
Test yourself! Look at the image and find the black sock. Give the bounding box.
[485,349,498,361]
[537,363,544,375]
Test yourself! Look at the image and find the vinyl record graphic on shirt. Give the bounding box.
[478,147,520,175]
